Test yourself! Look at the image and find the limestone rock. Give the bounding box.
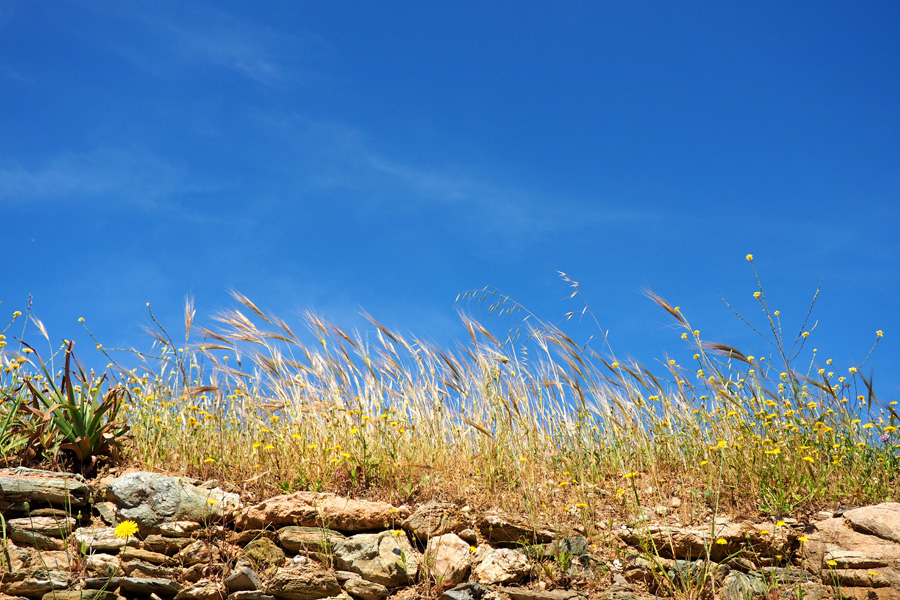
[33,551,72,570]
[332,530,419,586]
[0,468,90,508]
[471,548,530,585]
[265,563,342,600]
[617,520,789,563]
[143,534,196,554]
[175,540,218,567]
[83,553,121,576]
[0,542,31,572]
[83,576,182,595]
[478,512,554,545]
[39,591,119,600]
[174,579,226,600]
[2,568,69,598]
[6,516,76,538]
[105,471,241,530]
[278,526,347,556]
[424,533,472,586]
[498,587,584,600]
[802,502,900,596]
[402,502,464,542]
[341,576,389,600]
[120,546,173,565]
[73,526,137,552]
[238,492,405,532]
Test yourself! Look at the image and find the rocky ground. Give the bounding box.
[1,467,899,600]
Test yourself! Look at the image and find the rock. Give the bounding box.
[0,542,31,571]
[471,548,530,585]
[73,526,137,552]
[242,537,287,577]
[457,529,477,544]
[2,569,69,598]
[233,530,279,545]
[424,533,472,586]
[478,512,554,545]
[122,560,176,578]
[143,534,196,554]
[121,546,173,564]
[6,516,76,538]
[34,551,72,570]
[175,579,226,600]
[226,565,261,592]
[158,521,203,537]
[617,520,788,562]
[332,530,419,586]
[0,468,90,507]
[40,591,119,600]
[498,588,583,600]
[95,501,119,525]
[341,576,389,600]
[83,576,181,595]
[278,526,347,556]
[265,563,342,600]
[230,593,277,600]
[8,528,65,551]
[802,502,900,595]
[402,502,464,542]
[595,582,663,600]
[105,471,241,530]
[439,582,488,600]
[721,572,767,600]
[844,503,900,543]
[83,553,121,576]
[238,492,405,532]
[175,540,218,567]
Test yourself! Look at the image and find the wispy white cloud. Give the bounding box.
[68,0,326,87]
[0,147,224,223]
[260,114,660,241]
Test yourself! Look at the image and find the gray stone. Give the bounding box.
[122,560,177,578]
[226,565,261,592]
[439,582,488,600]
[0,542,31,571]
[121,546,173,564]
[721,572,767,600]
[8,529,64,551]
[265,564,342,600]
[341,577,389,600]
[332,530,419,587]
[498,588,583,600]
[229,593,277,600]
[0,467,90,507]
[105,471,241,530]
[278,526,346,556]
[595,582,662,600]
[83,553,121,576]
[144,534,196,554]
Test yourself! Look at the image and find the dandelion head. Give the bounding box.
[115,520,139,539]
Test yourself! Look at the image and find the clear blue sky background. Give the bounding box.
[2,2,898,398]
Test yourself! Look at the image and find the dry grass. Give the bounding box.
[2,261,897,542]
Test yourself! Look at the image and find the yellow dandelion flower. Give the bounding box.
[622,472,637,479]
[391,530,403,537]
[876,330,883,338]
[776,520,786,527]
[827,560,837,567]
[753,292,761,299]
[115,520,139,539]
[715,538,727,545]
[798,536,808,542]
[746,254,753,261]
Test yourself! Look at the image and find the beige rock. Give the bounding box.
[83,553,121,576]
[34,551,72,570]
[478,512,554,545]
[120,546,173,565]
[471,548,530,585]
[6,516,76,538]
[175,579,226,600]
[238,492,405,532]
[278,526,346,555]
[402,502,464,542]
[266,563,342,600]
[341,576,389,600]
[3,568,69,597]
[802,502,900,599]
[175,540,218,567]
[73,526,137,552]
[424,534,472,586]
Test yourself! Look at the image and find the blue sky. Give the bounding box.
[2,2,898,398]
